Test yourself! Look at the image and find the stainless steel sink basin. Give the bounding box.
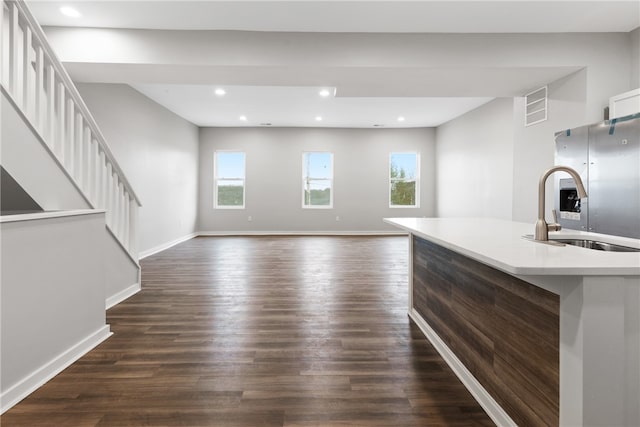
[522,234,640,252]
[550,239,640,252]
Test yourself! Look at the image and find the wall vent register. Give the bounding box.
[524,86,548,126]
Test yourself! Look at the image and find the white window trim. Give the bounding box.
[389,152,420,209]
[302,151,334,209]
[214,151,246,209]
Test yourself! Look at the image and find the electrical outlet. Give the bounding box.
[248,216,252,222]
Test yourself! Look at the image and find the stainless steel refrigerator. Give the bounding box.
[555,113,640,239]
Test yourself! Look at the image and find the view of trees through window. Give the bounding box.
[215,152,245,208]
[214,151,419,209]
[303,152,333,207]
[390,152,418,207]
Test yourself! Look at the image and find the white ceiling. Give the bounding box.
[27,1,640,128]
[27,1,640,33]
[132,84,494,127]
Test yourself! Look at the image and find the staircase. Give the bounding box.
[1,0,141,261]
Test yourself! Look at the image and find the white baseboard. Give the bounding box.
[409,309,517,427]
[105,282,141,310]
[0,325,111,414]
[139,232,198,260]
[196,230,407,236]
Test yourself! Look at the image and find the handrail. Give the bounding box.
[9,0,141,205]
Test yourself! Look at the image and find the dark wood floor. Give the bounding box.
[2,236,493,426]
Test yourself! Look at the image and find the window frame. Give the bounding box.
[389,151,420,209]
[214,150,246,210]
[302,151,334,209]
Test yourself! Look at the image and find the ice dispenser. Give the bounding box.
[558,178,582,220]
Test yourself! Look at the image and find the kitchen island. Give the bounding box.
[385,217,640,427]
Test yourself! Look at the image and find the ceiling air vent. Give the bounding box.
[524,86,547,127]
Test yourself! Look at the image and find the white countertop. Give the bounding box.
[384,217,640,276]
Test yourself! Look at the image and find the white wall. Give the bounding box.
[434,31,634,225]
[76,83,199,255]
[44,28,628,100]
[435,98,514,219]
[512,69,600,223]
[198,127,435,233]
[508,32,633,224]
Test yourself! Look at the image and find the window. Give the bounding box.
[214,151,245,209]
[302,152,333,208]
[390,152,419,208]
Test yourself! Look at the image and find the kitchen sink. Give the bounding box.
[522,235,640,252]
[550,239,640,252]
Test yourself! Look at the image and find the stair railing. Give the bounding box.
[1,0,141,261]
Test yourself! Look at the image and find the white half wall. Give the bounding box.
[76,83,200,256]
[435,98,514,219]
[198,127,435,232]
[0,211,110,412]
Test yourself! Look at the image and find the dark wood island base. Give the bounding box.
[411,235,560,426]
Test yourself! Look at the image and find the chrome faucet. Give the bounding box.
[535,166,588,241]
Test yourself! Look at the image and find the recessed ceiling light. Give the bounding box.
[315,116,323,121]
[319,89,331,97]
[239,115,247,121]
[60,6,81,18]
[214,88,226,96]
[397,116,406,122]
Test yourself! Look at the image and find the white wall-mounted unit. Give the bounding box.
[609,88,640,119]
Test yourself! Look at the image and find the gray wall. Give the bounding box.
[0,166,42,214]
[435,98,514,220]
[631,28,640,89]
[76,83,200,255]
[198,127,435,233]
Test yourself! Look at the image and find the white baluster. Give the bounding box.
[113,176,121,238]
[106,163,113,228]
[34,45,44,132]
[99,150,107,209]
[93,142,102,207]
[8,2,18,96]
[56,81,65,160]
[46,63,55,146]
[65,98,74,172]
[119,184,126,241]
[82,126,91,194]
[123,194,130,251]
[74,112,83,183]
[22,23,31,115]
[129,202,138,259]
[115,184,122,240]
